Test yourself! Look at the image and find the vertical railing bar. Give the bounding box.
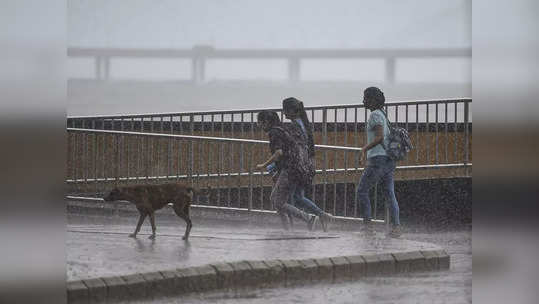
[141,118,146,182]
[189,114,194,188]
[83,126,88,193]
[208,115,214,193]
[464,101,470,166]
[405,104,409,164]
[179,115,184,181]
[454,102,458,162]
[218,114,224,205]
[426,104,430,164]
[343,108,348,217]
[101,118,106,189]
[435,103,439,164]
[354,107,359,218]
[115,133,120,187]
[71,120,76,193]
[92,120,98,196]
[198,115,204,199]
[228,114,234,207]
[168,115,173,179]
[333,109,337,216]
[322,109,328,212]
[120,118,124,185]
[149,117,154,184]
[238,113,244,208]
[416,105,419,163]
[445,103,448,163]
[311,109,316,207]
[248,112,254,211]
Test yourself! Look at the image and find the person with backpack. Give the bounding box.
[358,87,404,238]
[281,97,334,232]
[256,110,318,231]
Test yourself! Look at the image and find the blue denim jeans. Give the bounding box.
[291,187,323,216]
[357,156,400,226]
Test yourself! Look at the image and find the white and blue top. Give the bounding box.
[366,109,391,159]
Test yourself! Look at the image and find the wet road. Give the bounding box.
[135,230,471,304]
[67,213,441,281]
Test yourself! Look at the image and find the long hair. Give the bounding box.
[363,87,385,111]
[257,110,281,131]
[282,97,315,157]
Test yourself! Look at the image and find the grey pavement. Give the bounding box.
[67,212,440,281]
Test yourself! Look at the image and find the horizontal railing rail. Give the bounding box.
[66,128,471,225]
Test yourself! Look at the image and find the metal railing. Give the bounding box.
[66,128,471,224]
[67,98,472,170]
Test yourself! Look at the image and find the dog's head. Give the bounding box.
[103,187,121,202]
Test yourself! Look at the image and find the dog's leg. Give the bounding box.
[174,205,192,241]
[182,205,192,241]
[148,212,157,239]
[130,212,146,238]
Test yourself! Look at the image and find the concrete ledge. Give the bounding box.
[246,260,272,287]
[330,256,351,281]
[262,260,286,287]
[66,249,449,303]
[210,263,235,289]
[297,259,319,283]
[121,273,147,300]
[344,255,366,278]
[313,257,334,282]
[81,278,106,303]
[392,251,426,273]
[67,280,89,304]
[434,249,450,270]
[101,276,128,302]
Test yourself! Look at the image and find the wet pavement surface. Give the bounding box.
[134,230,471,304]
[67,213,441,281]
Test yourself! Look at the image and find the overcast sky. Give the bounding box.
[69,0,471,49]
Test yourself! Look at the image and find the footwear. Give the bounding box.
[363,220,375,236]
[308,215,318,231]
[319,212,333,232]
[388,225,402,238]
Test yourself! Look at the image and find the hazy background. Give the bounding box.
[67,0,471,116]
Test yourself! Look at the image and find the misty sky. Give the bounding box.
[68,0,470,49]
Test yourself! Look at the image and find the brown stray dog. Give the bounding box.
[103,183,194,240]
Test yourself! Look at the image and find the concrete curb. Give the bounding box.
[67,249,450,303]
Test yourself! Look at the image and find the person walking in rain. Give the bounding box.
[281,97,333,231]
[256,110,318,231]
[357,87,401,237]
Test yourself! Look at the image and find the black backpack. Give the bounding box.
[271,126,315,186]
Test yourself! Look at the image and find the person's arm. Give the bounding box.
[257,149,283,170]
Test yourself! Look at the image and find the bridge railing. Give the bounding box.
[68,46,471,83]
[67,98,472,171]
[66,128,471,223]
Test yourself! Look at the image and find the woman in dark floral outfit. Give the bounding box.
[256,110,318,231]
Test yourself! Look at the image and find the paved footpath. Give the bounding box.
[66,203,450,303]
[68,212,440,281]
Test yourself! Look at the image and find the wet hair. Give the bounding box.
[363,87,385,110]
[282,97,315,157]
[257,110,281,131]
